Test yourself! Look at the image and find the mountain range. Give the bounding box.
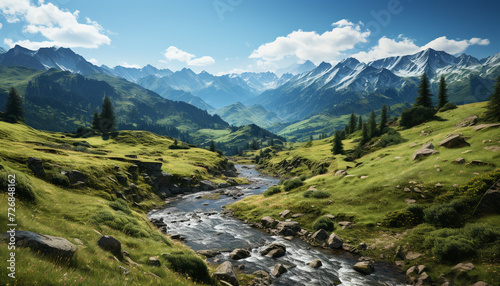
[252,48,500,121]
[0,45,499,139]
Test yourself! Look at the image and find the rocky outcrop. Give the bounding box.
[473,181,500,216]
[309,259,322,268]
[196,249,221,258]
[1,230,76,259]
[311,229,330,242]
[97,235,122,258]
[27,157,45,178]
[455,115,477,127]
[271,263,288,277]
[200,180,218,191]
[261,216,278,228]
[250,270,271,286]
[474,123,500,131]
[438,134,470,148]
[63,170,88,184]
[147,256,161,266]
[353,261,374,275]
[214,261,239,286]
[229,248,251,260]
[326,233,343,249]
[260,243,286,258]
[452,262,475,272]
[276,221,301,236]
[412,148,439,160]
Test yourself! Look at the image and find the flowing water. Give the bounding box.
[148,165,408,286]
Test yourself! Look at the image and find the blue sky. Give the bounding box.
[0,0,499,74]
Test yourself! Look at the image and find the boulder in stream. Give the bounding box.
[214,261,239,286]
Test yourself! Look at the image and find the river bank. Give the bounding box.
[148,165,408,286]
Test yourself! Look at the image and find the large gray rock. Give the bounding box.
[27,157,45,178]
[229,248,251,260]
[474,123,500,131]
[455,115,478,127]
[353,261,374,275]
[473,186,500,216]
[271,263,288,277]
[214,261,239,286]
[196,249,221,258]
[276,221,301,236]
[326,233,343,249]
[309,259,322,268]
[153,172,173,186]
[260,243,286,258]
[311,229,329,242]
[412,148,439,160]
[438,134,470,148]
[200,180,218,191]
[261,216,278,228]
[250,270,271,286]
[63,170,88,184]
[97,235,122,258]
[1,230,76,259]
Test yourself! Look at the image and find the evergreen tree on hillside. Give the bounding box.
[5,87,24,123]
[368,111,378,138]
[360,123,369,145]
[91,110,101,131]
[348,113,357,134]
[379,104,388,134]
[209,141,216,152]
[358,116,363,131]
[437,76,448,110]
[99,96,115,133]
[332,131,344,155]
[485,76,500,122]
[415,72,433,108]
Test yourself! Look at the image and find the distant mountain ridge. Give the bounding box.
[251,48,500,121]
[213,102,283,128]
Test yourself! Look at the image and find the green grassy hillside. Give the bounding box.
[228,102,500,285]
[0,122,236,286]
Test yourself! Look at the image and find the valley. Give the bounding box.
[0,4,499,284]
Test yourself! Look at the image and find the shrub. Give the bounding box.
[424,201,464,228]
[382,209,421,228]
[313,216,335,232]
[463,223,500,245]
[90,209,149,238]
[400,106,436,128]
[109,198,132,215]
[50,173,70,187]
[162,252,211,283]
[431,236,476,263]
[283,178,303,191]
[438,102,457,112]
[304,190,330,199]
[299,175,308,181]
[0,165,36,203]
[456,169,500,209]
[263,186,281,197]
[378,128,405,147]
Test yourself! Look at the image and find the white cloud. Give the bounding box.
[249,20,370,63]
[0,23,2,29]
[163,46,195,62]
[0,0,110,49]
[188,56,215,66]
[352,36,490,62]
[163,46,215,67]
[119,62,141,69]
[88,58,98,65]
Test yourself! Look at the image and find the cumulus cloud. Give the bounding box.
[352,36,490,62]
[0,23,3,29]
[0,0,110,49]
[88,58,99,65]
[188,56,215,66]
[163,46,215,67]
[249,20,370,63]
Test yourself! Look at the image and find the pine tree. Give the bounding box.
[332,131,344,155]
[309,135,313,141]
[5,87,24,123]
[209,141,216,152]
[360,123,369,145]
[485,76,500,122]
[348,113,357,134]
[91,110,101,130]
[379,104,388,134]
[437,76,448,110]
[99,96,115,133]
[415,72,433,108]
[368,111,378,138]
[358,116,363,131]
